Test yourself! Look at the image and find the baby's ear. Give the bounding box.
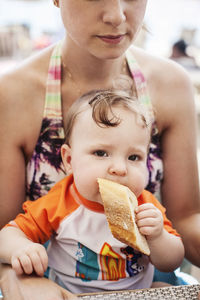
[61,144,72,174]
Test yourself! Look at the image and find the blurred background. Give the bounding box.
[0,0,200,67]
[0,0,200,96]
[0,0,200,283]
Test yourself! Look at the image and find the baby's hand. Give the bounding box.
[135,203,163,241]
[11,243,48,277]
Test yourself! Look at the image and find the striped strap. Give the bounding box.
[44,41,63,119]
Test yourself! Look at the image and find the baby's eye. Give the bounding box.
[128,154,140,161]
[93,150,107,157]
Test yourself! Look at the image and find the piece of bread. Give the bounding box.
[98,178,150,256]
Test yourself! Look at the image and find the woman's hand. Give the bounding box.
[0,264,77,300]
[135,203,164,240]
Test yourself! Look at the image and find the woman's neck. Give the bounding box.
[61,37,127,88]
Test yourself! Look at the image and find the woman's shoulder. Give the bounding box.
[129,45,191,86]
[0,44,56,152]
[0,44,54,106]
[129,45,194,106]
[129,46,195,131]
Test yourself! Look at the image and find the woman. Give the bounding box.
[0,0,199,299]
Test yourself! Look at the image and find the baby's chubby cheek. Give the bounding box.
[130,176,148,198]
[76,178,102,203]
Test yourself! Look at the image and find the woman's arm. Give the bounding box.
[0,70,35,228]
[0,264,77,300]
[150,58,200,266]
[133,47,200,266]
[0,49,74,300]
[0,48,51,229]
[0,77,26,228]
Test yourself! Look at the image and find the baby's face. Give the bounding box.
[63,105,150,203]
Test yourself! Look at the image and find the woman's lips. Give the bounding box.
[97,34,125,44]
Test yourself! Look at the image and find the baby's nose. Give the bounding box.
[108,160,127,176]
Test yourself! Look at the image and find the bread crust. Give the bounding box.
[98,178,150,256]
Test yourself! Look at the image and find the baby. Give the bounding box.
[0,90,184,294]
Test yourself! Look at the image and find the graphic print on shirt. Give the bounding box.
[100,243,126,281]
[75,243,99,281]
[75,242,146,282]
[121,246,144,276]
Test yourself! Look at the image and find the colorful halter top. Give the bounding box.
[26,42,163,201]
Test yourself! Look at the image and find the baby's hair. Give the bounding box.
[64,89,152,144]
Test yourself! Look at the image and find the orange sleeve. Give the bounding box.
[6,175,78,244]
[138,190,180,237]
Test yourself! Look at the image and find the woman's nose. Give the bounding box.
[102,0,126,27]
